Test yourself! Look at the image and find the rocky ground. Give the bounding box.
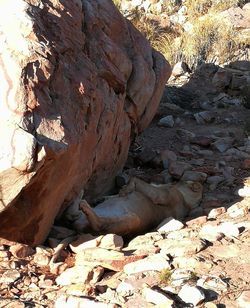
[1,63,250,307]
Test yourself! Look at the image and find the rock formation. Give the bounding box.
[0,0,170,245]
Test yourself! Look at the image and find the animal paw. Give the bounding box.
[79,200,92,214]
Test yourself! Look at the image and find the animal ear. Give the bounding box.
[191,182,202,192]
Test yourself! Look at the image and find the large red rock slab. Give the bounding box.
[0,0,170,245]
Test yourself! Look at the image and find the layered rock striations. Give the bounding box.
[0,0,170,245]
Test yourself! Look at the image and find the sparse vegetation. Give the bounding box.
[159,268,172,285]
[115,0,249,67]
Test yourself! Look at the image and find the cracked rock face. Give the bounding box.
[0,0,171,245]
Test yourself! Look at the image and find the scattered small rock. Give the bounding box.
[158,115,175,128]
[169,161,192,179]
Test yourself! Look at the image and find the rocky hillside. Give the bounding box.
[116,0,250,67]
[0,0,250,308]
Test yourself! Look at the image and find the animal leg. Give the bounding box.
[79,200,103,232]
[121,177,171,206]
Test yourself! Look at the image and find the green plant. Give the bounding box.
[159,268,172,285]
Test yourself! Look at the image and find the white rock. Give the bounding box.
[143,287,174,306]
[237,186,250,197]
[0,270,21,284]
[123,254,170,274]
[56,265,102,286]
[227,202,249,218]
[237,290,250,307]
[197,275,228,293]
[171,269,194,287]
[199,224,224,242]
[218,222,240,238]
[178,284,205,306]
[172,61,189,77]
[208,207,226,219]
[158,238,206,257]
[156,217,184,233]
[101,234,124,250]
[116,282,134,296]
[55,296,115,308]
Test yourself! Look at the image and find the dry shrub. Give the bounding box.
[114,0,248,67]
[113,0,121,8]
[180,15,238,66]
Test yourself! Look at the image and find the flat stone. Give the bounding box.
[55,296,115,308]
[181,170,207,183]
[157,238,206,257]
[212,138,233,153]
[178,284,205,306]
[123,254,170,274]
[158,115,175,128]
[199,224,224,242]
[204,303,218,308]
[194,111,215,124]
[99,234,124,251]
[227,203,249,218]
[208,207,226,219]
[33,253,51,266]
[143,287,174,306]
[116,281,134,297]
[70,234,101,253]
[186,216,207,226]
[173,256,212,271]
[218,222,240,237]
[171,269,194,287]
[156,217,184,233]
[0,270,21,284]
[169,161,191,179]
[127,232,163,249]
[197,275,228,293]
[65,283,96,297]
[75,247,145,272]
[70,234,124,253]
[56,265,104,286]
[237,290,250,307]
[167,229,193,240]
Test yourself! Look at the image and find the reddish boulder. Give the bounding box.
[0,0,170,245]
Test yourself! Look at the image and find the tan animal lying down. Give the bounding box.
[66,177,203,236]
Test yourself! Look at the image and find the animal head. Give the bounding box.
[176,181,203,210]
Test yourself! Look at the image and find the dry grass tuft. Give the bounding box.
[114,0,249,67]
